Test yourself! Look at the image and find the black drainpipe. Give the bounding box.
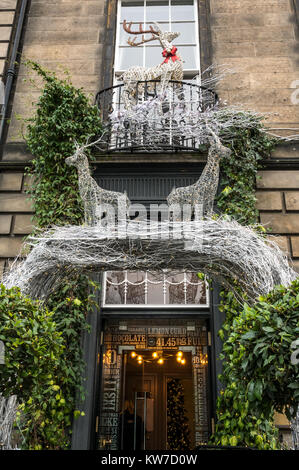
[0,0,29,148]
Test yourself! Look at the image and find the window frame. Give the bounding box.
[102,270,210,309]
[113,0,201,79]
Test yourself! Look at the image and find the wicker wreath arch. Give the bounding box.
[4,218,297,303]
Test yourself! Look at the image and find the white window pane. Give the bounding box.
[165,273,185,304]
[105,272,125,304]
[126,271,146,304]
[119,46,144,69]
[145,21,170,33]
[145,46,163,67]
[127,271,145,283]
[147,272,164,304]
[120,0,144,22]
[119,24,131,46]
[171,0,194,21]
[173,22,196,44]
[179,45,197,69]
[146,0,169,22]
[104,271,207,306]
[185,273,207,304]
[189,284,207,304]
[147,285,164,304]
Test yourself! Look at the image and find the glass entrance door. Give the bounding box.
[120,350,195,450]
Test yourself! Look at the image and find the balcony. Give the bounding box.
[95,80,218,153]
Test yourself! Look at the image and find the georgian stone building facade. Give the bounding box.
[0,0,298,449]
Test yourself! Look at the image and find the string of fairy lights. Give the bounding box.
[129,350,208,366]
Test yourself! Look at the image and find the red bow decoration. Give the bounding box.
[162,47,180,64]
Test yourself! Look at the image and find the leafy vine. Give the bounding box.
[210,124,299,449]
[2,62,102,449]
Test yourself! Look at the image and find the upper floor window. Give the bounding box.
[114,0,200,78]
[103,271,208,308]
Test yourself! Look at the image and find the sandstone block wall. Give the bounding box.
[256,170,299,271]
[4,0,107,147]
[210,0,299,139]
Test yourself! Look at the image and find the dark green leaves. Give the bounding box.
[24,61,102,229]
[6,62,102,449]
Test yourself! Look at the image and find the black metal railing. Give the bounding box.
[95,80,218,153]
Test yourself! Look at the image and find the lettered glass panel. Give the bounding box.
[103,271,208,307]
[115,0,200,77]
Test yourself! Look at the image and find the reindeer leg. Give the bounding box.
[204,199,214,218]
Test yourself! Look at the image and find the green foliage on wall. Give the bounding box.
[0,284,67,449]
[209,123,299,449]
[217,123,274,225]
[212,291,280,449]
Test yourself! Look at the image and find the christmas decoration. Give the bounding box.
[167,378,191,450]
[121,21,183,109]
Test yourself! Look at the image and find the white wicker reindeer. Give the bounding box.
[65,142,131,226]
[121,20,183,108]
[167,128,232,219]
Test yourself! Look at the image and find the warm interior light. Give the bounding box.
[177,351,183,357]
[137,355,143,361]
[157,358,164,365]
[152,351,158,358]
[131,351,136,358]
[176,356,182,362]
[200,353,208,365]
[180,358,186,365]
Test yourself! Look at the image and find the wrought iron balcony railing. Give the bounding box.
[95,80,218,153]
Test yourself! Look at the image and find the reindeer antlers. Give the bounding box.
[123,20,159,47]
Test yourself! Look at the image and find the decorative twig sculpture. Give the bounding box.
[4,218,297,303]
[167,127,232,218]
[291,407,299,450]
[65,142,131,226]
[121,20,183,108]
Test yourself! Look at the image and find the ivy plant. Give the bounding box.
[8,62,102,449]
[24,60,102,228]
[208,123,291,449]
[221,279,299,421]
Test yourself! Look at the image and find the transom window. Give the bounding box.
[115,0,200,78]
[103,271,208,308]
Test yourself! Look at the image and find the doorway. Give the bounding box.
[97,318,210,450]
[121,350,194,450]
